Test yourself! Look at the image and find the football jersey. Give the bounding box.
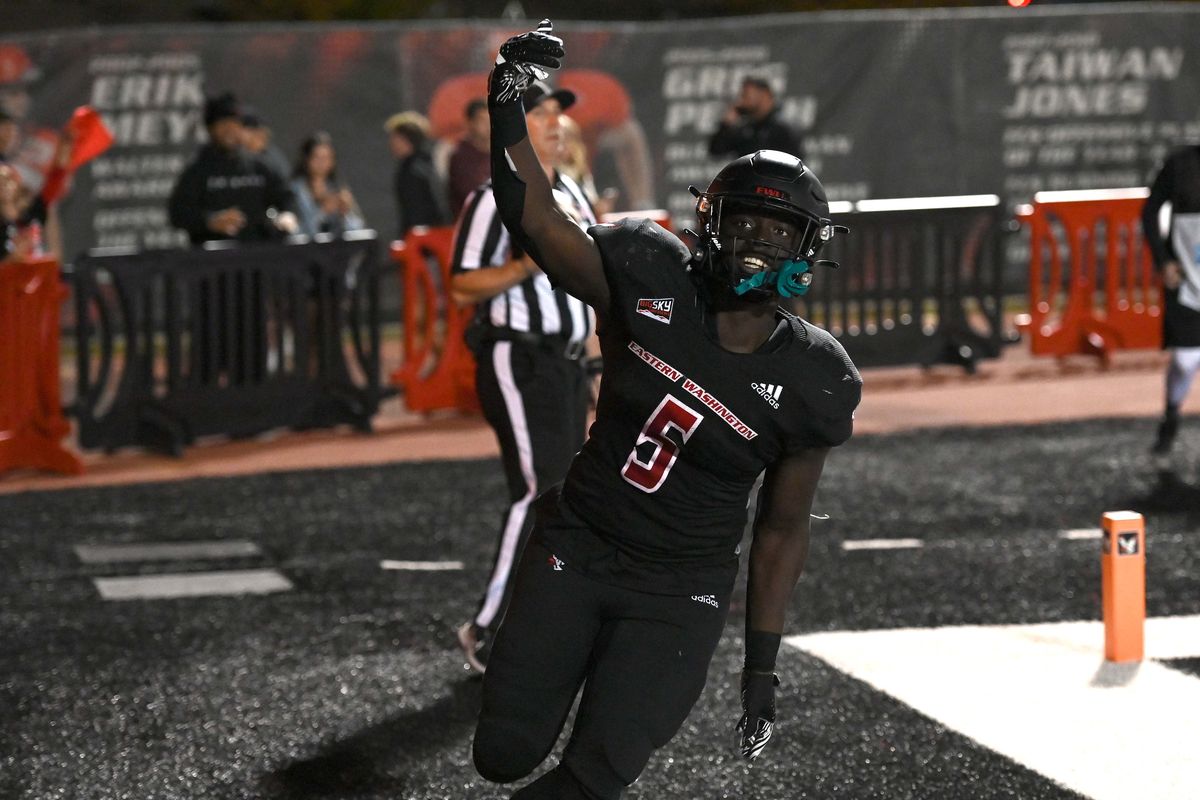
[543,218,861,594]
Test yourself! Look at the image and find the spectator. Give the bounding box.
[0,163,34,258]
[290,131,364,237]
[168,92,296,246]
[167,92,293,385]
[0,131,72,262]
[0,43,58,194]
[241,107,292,183]
[384,110,450,237]
[708,75,802,160]
[560,114,617,218]
[447,98,491,215]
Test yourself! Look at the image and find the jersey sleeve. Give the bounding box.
[788,325,862,450]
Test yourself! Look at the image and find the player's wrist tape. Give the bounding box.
[745,630,782,671]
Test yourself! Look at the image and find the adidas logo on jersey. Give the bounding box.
[751,382,782,409]
[691,594,719,608]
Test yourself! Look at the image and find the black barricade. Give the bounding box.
[71,234,382,454]
[800,200,1011,372]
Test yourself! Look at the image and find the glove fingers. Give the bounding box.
[502,41,564,66]
[736,716,774,761]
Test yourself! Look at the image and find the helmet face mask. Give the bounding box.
[692,150,840,302]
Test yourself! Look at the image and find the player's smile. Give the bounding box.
[740,254,770,272]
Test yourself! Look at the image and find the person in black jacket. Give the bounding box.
[1142,144,1200,454]
[384,110,451,237]
[168,92,294,385]
[708,76,802,160]
[168,92,295,246]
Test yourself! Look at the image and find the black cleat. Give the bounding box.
[1152,413,1179,455]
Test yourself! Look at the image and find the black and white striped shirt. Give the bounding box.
[451,173,596,350]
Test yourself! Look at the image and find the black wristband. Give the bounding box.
[489,89,528,150]
[745,630,782,672]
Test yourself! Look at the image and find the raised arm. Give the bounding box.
[736,445,829,762]
[487,21,610,313]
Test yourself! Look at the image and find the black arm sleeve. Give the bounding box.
[488,96,546,266]
[1142,155,1176,270]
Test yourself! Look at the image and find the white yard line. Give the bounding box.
[841,538,924,551]
[380,560,464,571]
[1059,528,1103,540]
[94,569,292,600]
[787,615,1200,800]
[75,540,262,564]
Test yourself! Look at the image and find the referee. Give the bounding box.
[449,80,596,674]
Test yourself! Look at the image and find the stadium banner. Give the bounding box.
[1,3,1197,260]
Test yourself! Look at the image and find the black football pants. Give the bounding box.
[473,537,732,799]
[472,340,589,632]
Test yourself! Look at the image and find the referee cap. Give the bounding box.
[522,80,576,113]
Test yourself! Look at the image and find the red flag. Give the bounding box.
[66,105,114,170]
[40,106,114,204]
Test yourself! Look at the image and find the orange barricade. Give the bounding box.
[1016,189,1161,364]
[0,257,83,475]
[390,226,480,414]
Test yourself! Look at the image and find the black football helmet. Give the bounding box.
[691,150,845,302]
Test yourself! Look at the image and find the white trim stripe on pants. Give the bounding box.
[476,341,539,630]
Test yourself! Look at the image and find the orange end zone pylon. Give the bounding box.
[1101,511,1145,662]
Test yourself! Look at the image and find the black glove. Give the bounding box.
[489,19,565,107]
[736,669,779,761]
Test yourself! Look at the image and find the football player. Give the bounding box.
[471,21,861,799]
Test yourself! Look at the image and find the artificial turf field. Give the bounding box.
[2,417,1198,799]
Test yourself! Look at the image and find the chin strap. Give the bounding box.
[733,258,814,298]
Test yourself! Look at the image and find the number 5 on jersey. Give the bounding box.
[621,394,703,493]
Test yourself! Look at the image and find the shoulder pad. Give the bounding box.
[798,321,862,420]
[589,217,691,271]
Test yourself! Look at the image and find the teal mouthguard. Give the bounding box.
[733,259,813,298]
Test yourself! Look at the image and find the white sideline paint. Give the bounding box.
[94,569,292,600]
[855,193,1000,212]
[786,615,1200,800]
[1034,187,1150,203]
[75,540,261,564]
[1060,528,1103,540]
[380,560,464,571]
[841,538,923,551]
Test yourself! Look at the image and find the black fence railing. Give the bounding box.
[799,196,1012,372]
[71,234,382,454]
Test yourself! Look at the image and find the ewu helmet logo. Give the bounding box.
[754,185,788,200]
[751,382,782,409]
[636,298,674,324]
